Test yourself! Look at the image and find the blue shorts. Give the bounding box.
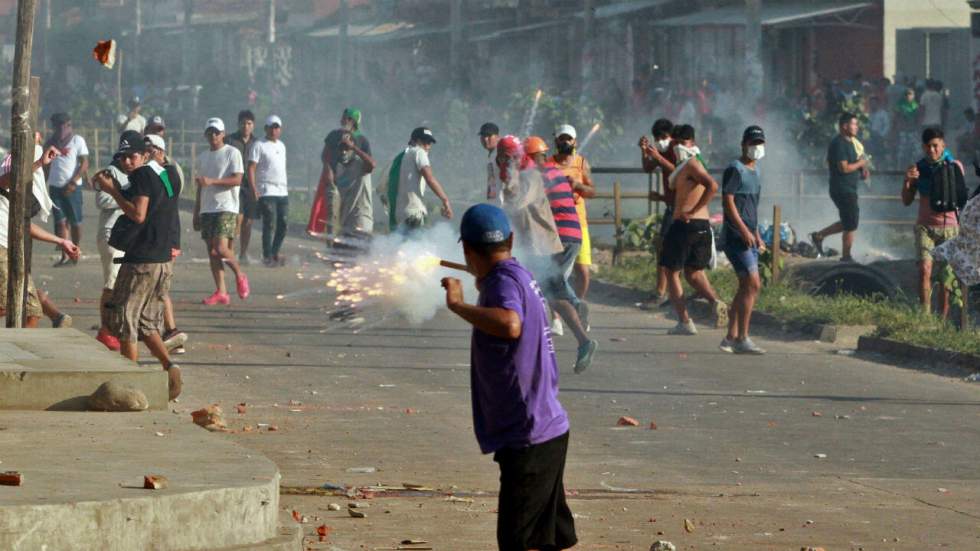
[50,185,84,225]
[724,244,759,277]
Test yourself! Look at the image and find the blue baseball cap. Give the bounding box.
[459,204,511,245]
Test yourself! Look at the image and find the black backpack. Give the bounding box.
[929,160,968,213]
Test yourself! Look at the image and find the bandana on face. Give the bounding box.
[673,143,700,163]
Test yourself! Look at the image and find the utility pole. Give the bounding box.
[7,0,38,328]
[338,0,349,97]
[268,0,276,44]
[580,0,594,96]
[449,0,463,92]
[745,0,763,101]
[182,0,193,84]
[134,0,142,82]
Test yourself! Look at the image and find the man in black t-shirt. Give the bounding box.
[811,112,870,262]
[227,109,258,263]
[99,141,183,401]
[314,108,371,234]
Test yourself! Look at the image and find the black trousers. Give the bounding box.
[259,196,288,259]
[493,432,577,551]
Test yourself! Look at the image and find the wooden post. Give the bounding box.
[961,280,970,331]
[93,127,101,169]
[116,49,123,117]
[6,0,38,328]
[22,77,40,325]
[771,205,782,283]
[613,180,622,266]
[796,171,804,223]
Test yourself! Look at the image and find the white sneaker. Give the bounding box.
[550,316,565,337]
[668,319,698,336]
[734,337,766,355]
[719,338,735,353]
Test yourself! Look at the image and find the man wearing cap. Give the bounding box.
[194,117,250,305]
[92,131,147,351]
[384,127,452,232]
[248,115,289,265]
[311,108,372,235]
[44,112,89,267]
[118,96,146,133]
[549,124,596,328]
[720,126,767,355]
[98,132,183,400]
[479,122,501,203]
[441,203,578,551]
[524,136,598,370]
[227,110,259,262]
[145,115,166,136]
[143,133,189,355]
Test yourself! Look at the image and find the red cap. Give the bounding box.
[496,135,523,158]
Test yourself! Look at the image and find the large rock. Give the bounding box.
[87,381,149,412]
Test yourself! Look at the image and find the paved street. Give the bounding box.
[30,206,980,551]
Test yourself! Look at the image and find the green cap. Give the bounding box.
[343,107,362,130]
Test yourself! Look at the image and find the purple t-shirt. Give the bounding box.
[471,258,570,454]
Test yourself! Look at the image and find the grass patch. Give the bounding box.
[599,257,980,357]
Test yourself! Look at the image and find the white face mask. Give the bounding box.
[674,143,700,163]
[747,144,765,161]
[655,138,671,153]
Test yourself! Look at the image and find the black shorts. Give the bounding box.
[830,190,859,232]
[659,219,712,271]
[494,432,577,551]
[239,183,258,219]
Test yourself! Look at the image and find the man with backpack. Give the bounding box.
[901,127,967,319]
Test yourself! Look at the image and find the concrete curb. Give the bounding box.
[857,336,980,374]
[752,312,875,346]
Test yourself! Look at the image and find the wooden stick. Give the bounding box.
[439,260,469,273]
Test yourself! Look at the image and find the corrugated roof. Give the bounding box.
[651,1,874,28]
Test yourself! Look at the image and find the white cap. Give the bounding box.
[145,134,166,152]
[205,117,225,132]
[555,124,577,140]
[265,115,283,127]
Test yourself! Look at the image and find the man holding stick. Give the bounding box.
[441,203,577,551]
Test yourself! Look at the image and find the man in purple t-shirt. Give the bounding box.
[442,203,577,551]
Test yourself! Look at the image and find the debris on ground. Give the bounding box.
[291,510,304,523]
[143,475,168,490]
[316,524,331,541]
[610,337,627,342]
[650,540,676,551]
[348,501,370,509]
[0,471,23,486]
[800,547,826,551]
[346,466,377,473]
[87,381,149,412]
[814,453,827,459]
[444,496,474,503]
[236,403,247,414]
[348,506,367,518]
[190,405,226,431]
[617,416,640,427]
[327,503,341,511]
[684,518,695,533]
[267,425,279,432]
[649,421,658,430]
[811,411,822,417]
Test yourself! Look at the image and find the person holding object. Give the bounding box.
[812,112,869,262]
[99,136,183,400]
[333,130,375,236]
[720,126,767,355]
[441,203,577,551]
[640,118,677,306]
[0,138,79,327]
[901,128,964,319]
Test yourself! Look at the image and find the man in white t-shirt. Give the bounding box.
[387,126,452,232]
[248,115,289,266]
[194,117,250,304]
[44,112,89,266]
